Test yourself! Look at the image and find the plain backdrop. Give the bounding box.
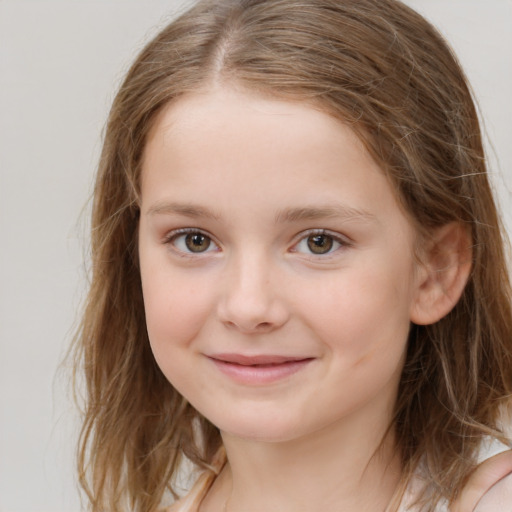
[0,1,511,511]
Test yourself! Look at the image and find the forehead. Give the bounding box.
[140,86,410,229]
[146,86,358,148]
[143,85,374,182]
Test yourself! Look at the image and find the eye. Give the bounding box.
[166,230,219,254]
[292,231,348,256]
[305,234,335,254]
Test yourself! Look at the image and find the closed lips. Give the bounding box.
[208,354,314,365]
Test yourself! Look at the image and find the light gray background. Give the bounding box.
[1,1,511,511]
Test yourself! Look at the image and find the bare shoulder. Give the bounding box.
[159,501,182,512]
[473,472,512,511]
[164,502,181,512]
[451,450,512,512]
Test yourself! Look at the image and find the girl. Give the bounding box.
[73,0,512,511]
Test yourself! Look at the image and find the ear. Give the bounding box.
[410,222,472,326]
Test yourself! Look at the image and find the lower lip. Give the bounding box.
[209,358,314,385]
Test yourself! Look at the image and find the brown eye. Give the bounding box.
[307,234,334,254]
[184,233,211,253]
[167,231,217,255]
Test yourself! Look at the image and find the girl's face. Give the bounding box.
[138,86,424,442]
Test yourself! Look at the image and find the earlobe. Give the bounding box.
[410,222,472,326]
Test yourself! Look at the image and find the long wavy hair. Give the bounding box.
[73,0,512,510]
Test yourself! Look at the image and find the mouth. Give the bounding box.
[207,353,315,385]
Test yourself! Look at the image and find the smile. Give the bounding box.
[207,354,315,385]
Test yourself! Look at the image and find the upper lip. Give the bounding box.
[207,353,313,365]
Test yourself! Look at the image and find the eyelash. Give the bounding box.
[162,228,351,258]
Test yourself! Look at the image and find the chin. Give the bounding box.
[217,415,308,443]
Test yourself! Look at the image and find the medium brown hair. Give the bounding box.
[73,1,512,510]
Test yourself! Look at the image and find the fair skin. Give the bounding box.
[138,85,471,511]
[456,451,512,512]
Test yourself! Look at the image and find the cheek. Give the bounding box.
[140,263,216,353]
[300,270,412,418]
[299,264,414,359]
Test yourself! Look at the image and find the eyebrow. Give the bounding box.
[274,204,376,224]
[146,201,221,220]
[146,201,375,224]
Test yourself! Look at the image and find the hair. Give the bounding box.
[73,0,512,511]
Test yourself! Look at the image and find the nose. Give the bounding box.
[217,252,290,334]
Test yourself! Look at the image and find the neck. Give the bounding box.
[202,413,402,512]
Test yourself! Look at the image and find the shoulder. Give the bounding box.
[473,472,512,512]
[161,448,227,512]
[160,473,212,512]
[164,501,184,512]
[160,496,192,512]
[451,449,512,512]
[158,472,213,512]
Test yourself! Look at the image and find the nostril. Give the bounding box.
[223,320,274,333]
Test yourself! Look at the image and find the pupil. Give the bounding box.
[307,234,333,254]
[185,233,210,252]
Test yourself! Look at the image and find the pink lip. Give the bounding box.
[207,353,314,385]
